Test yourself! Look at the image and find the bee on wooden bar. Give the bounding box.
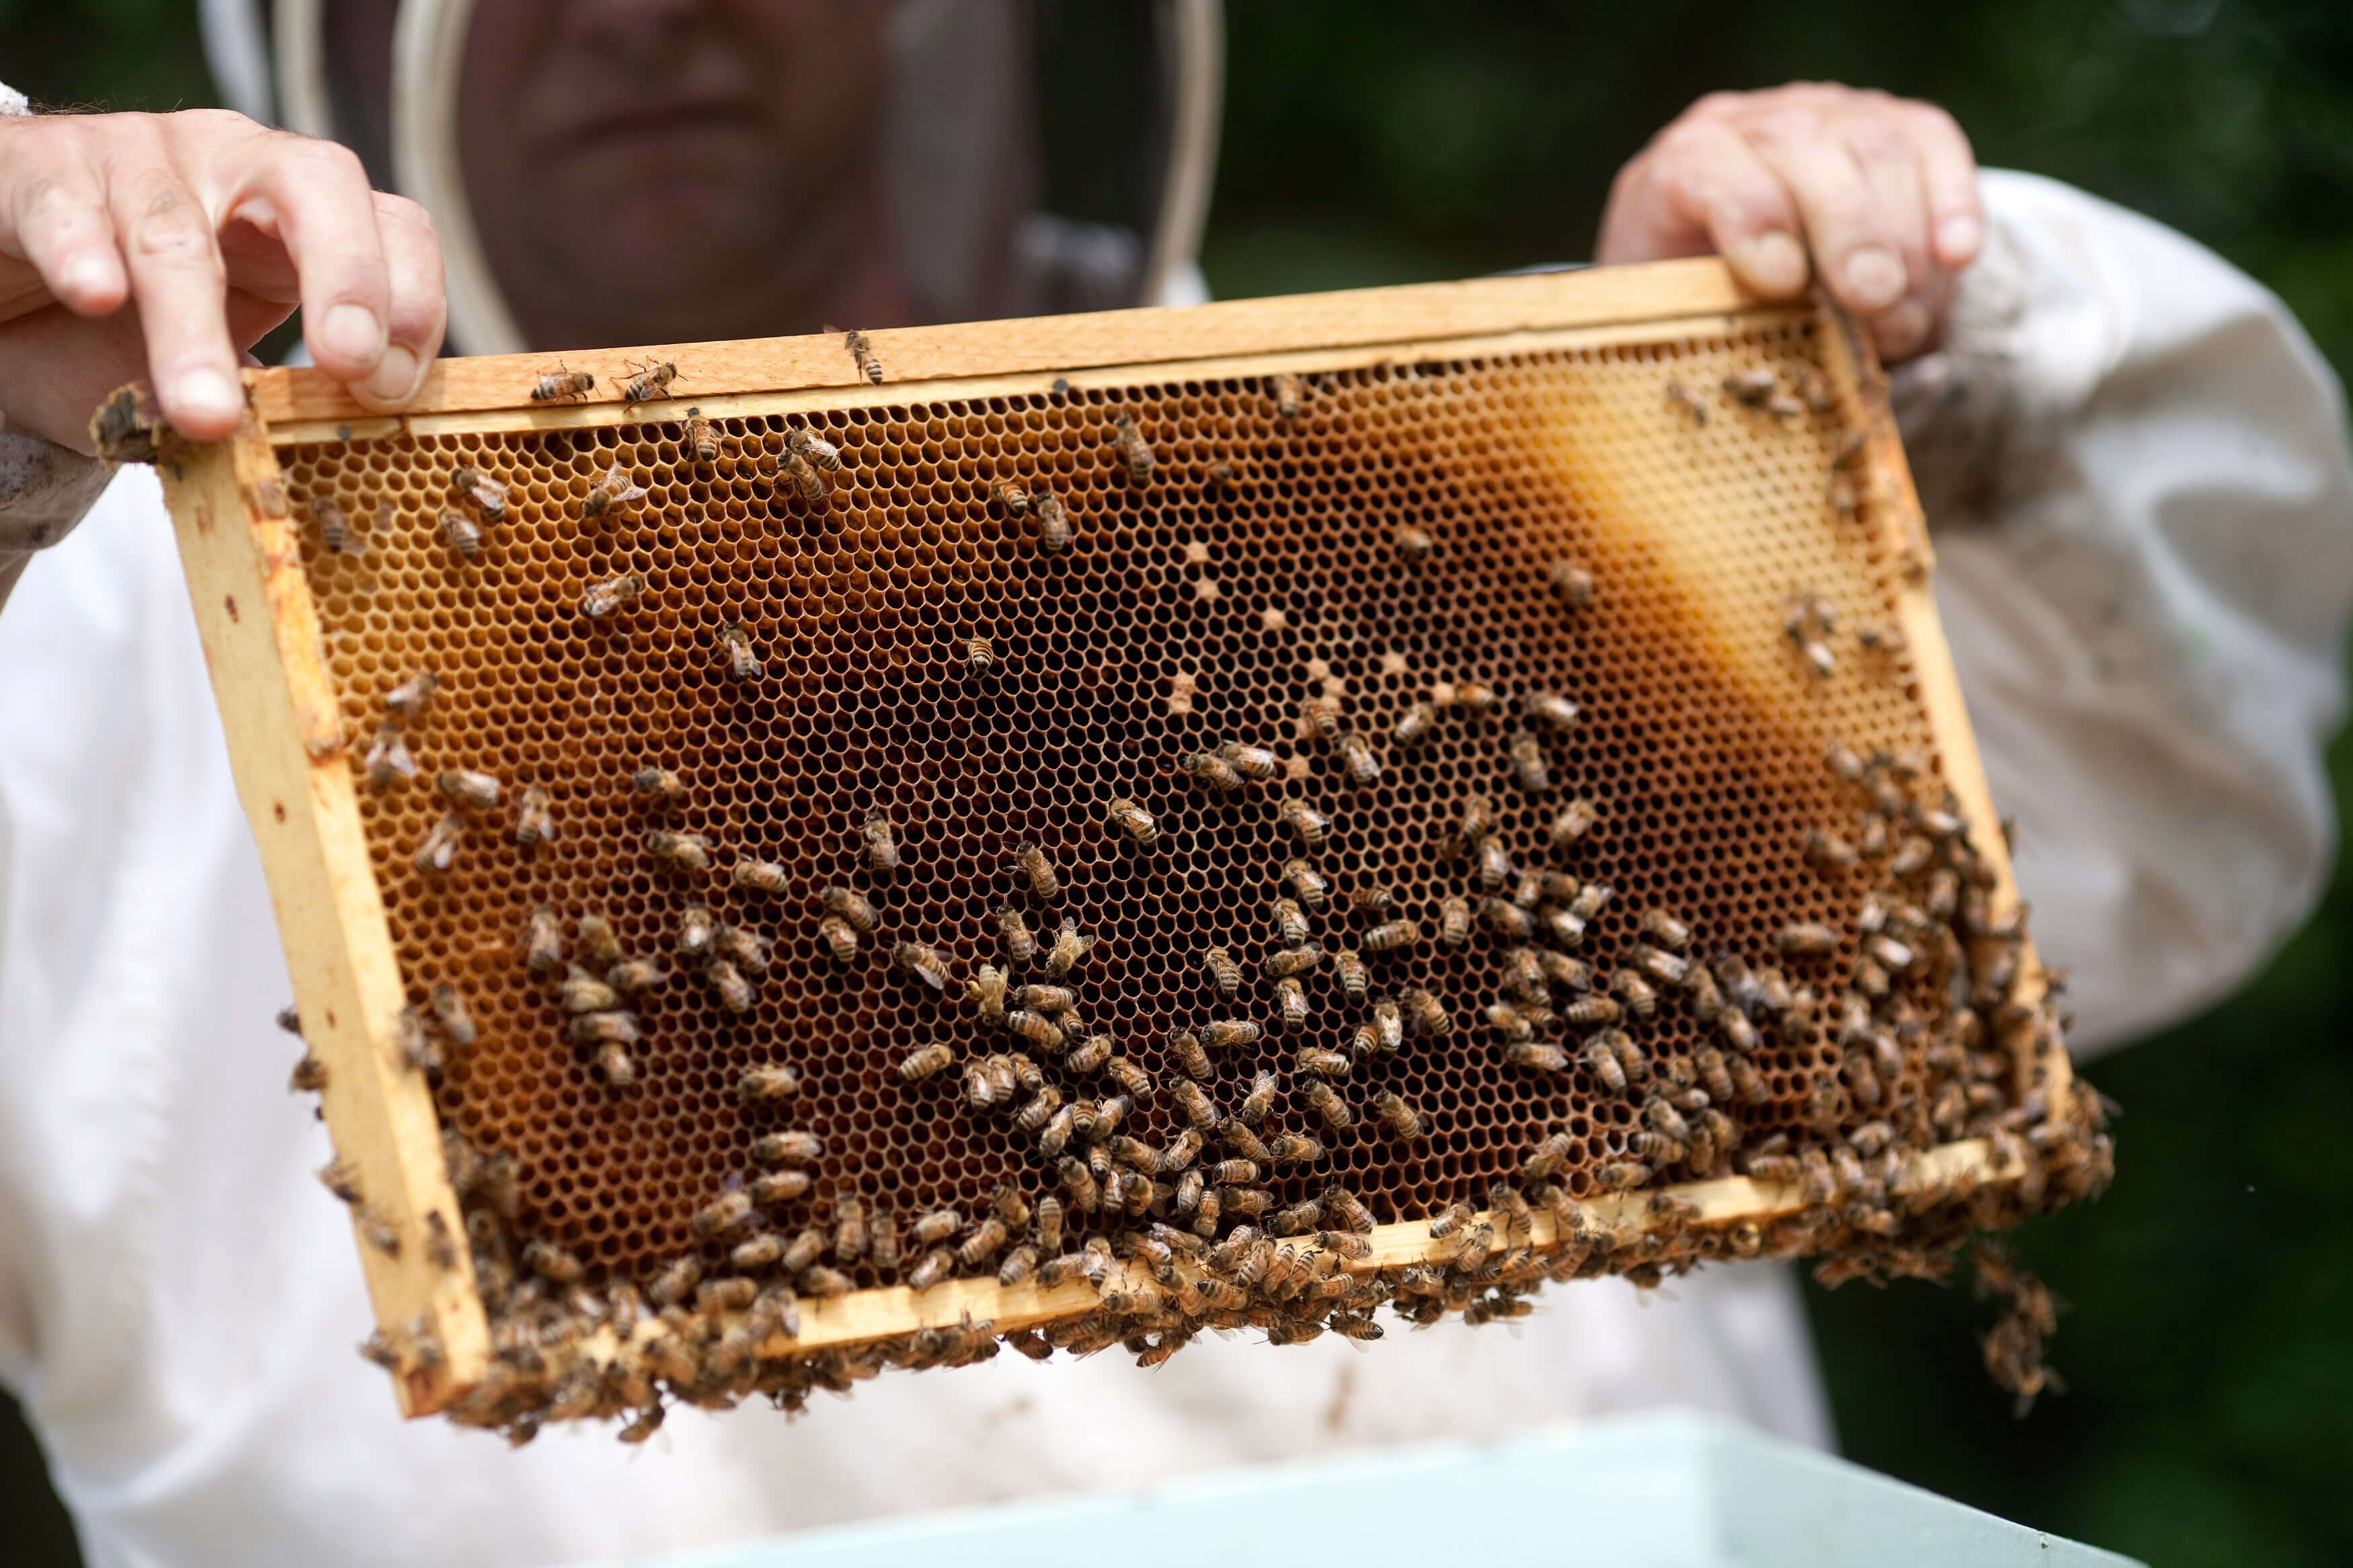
[436,768,502,812]
[1107,796,1158,848]
[412,812,464,874]
[1015,841,1061,901]
[1334,731,1382,787]
[1111,415,1154,484]
[619,360,680,405]
[1033,491,1073,553]
[1277,799,1332,848]
[363,723,417,790]
[437,507,482,559]
[1271,372,1304,419]
[287,1047,327,1095]
[1393,702,1437,747]
[580,462,648,523]
[530,363,594,403]
[1549,559,1595,607]
[581,572,646,617]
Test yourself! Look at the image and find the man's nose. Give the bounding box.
[565,0,705,51]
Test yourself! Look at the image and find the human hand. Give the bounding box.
[1596,83,1981,363]
[0,109,445,453]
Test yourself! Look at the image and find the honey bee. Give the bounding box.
[1267,897,1310,948]
[1361,919,1419,954]
[317,1157,364,1206]
[1401,988,1451,1039]
[1486,1000,1538,1044]
[1204,1018,1262,1052]
[965,633,996,673]
[893,941,951,991]
[1239,1069,1279,1124]
[647,829,713,871]
[1303,1079,1355,1131]
[1216,741,1279,780]
[705,958,756,1013]
[412,812,464,874]
[1014,841,1061,901]
[505,784,552,852]
[1611,968,1661,1020]
[287,1046,327,1095]
[692,1189,758,1241]
[1277,799,1332,848]
[1106,796,1158,848]
[750,1168,811,1208]
[1112,415,1154,484]
[1548,559,1595,607]
[580,462,648,523]
[1208,1159,1261,1187]
[1665,378,1710,424]
[1507,732,1554,794]
[1271,372,1304,419]
[581,571,646,617]
[1482,897,1536,941]
[1505,1040,1570,1072]
[436,507,483,559]
[434,768,502,812]
[729,1231,785,1272]
[1294,1043,1347,1081]
[524,1239,585,1283]
[1033,490,1073,553]
[1015,983,1077,1015]
[752,1130,824,1169]
[740,1064,801,1102]
[1776,923,1839,956]
[989,476,1030,516]
[828,327,882,384]
[710,622,764,684]
[1334,731,1382,788]
[1182,750,1244,793]
[1392,702,1438,747]
[1043,917,1093,979]
[1008,1010,1065,1053]
[1439,897,1472,948]
[1263,946,1321,983]
[768,447,828,505]
[312,493,352,555]
[530,363,595,403]
[621,360,680,405]
[1392,524,1435,561]
[362,723,417,791]
[559,964,619,1014]
[859,809,900,872]
[1312,950,1363,1008]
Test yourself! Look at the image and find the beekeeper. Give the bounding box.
[1,5,2348,1567]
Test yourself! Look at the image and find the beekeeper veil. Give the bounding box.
[198,0,1220,354]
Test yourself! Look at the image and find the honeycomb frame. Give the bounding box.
[147,259,2094,1425]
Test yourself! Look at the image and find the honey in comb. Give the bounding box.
[259,310,2108,1432]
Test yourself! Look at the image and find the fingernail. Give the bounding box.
[1874,300,1933,362]
[175,368,242,425]
[360,343,424,405]
[1728,231,1808,295]
[318,302,387,366]
[1843,246,1907,309]
[1937,215,1983,263]
[60,254,113,302]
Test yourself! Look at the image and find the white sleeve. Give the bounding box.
[1897,169,2353,1055]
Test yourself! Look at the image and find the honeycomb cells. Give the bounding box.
[279,318,1942,1296]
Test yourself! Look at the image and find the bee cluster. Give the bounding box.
[273,322,2108,1442]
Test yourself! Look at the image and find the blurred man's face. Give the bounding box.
[456,0,908,348]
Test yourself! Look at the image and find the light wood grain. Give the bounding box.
[252,259,1755,428]
[161,420,489,1415]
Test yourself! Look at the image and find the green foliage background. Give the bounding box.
[3,3,2349,1564]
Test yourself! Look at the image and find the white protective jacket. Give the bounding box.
[0,171,2347,1568]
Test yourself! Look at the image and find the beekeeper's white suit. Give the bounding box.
[2,34,2350,1568]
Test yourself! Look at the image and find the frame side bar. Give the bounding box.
[159,416,491,1413]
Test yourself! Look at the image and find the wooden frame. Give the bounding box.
[157,258,2060,1417]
